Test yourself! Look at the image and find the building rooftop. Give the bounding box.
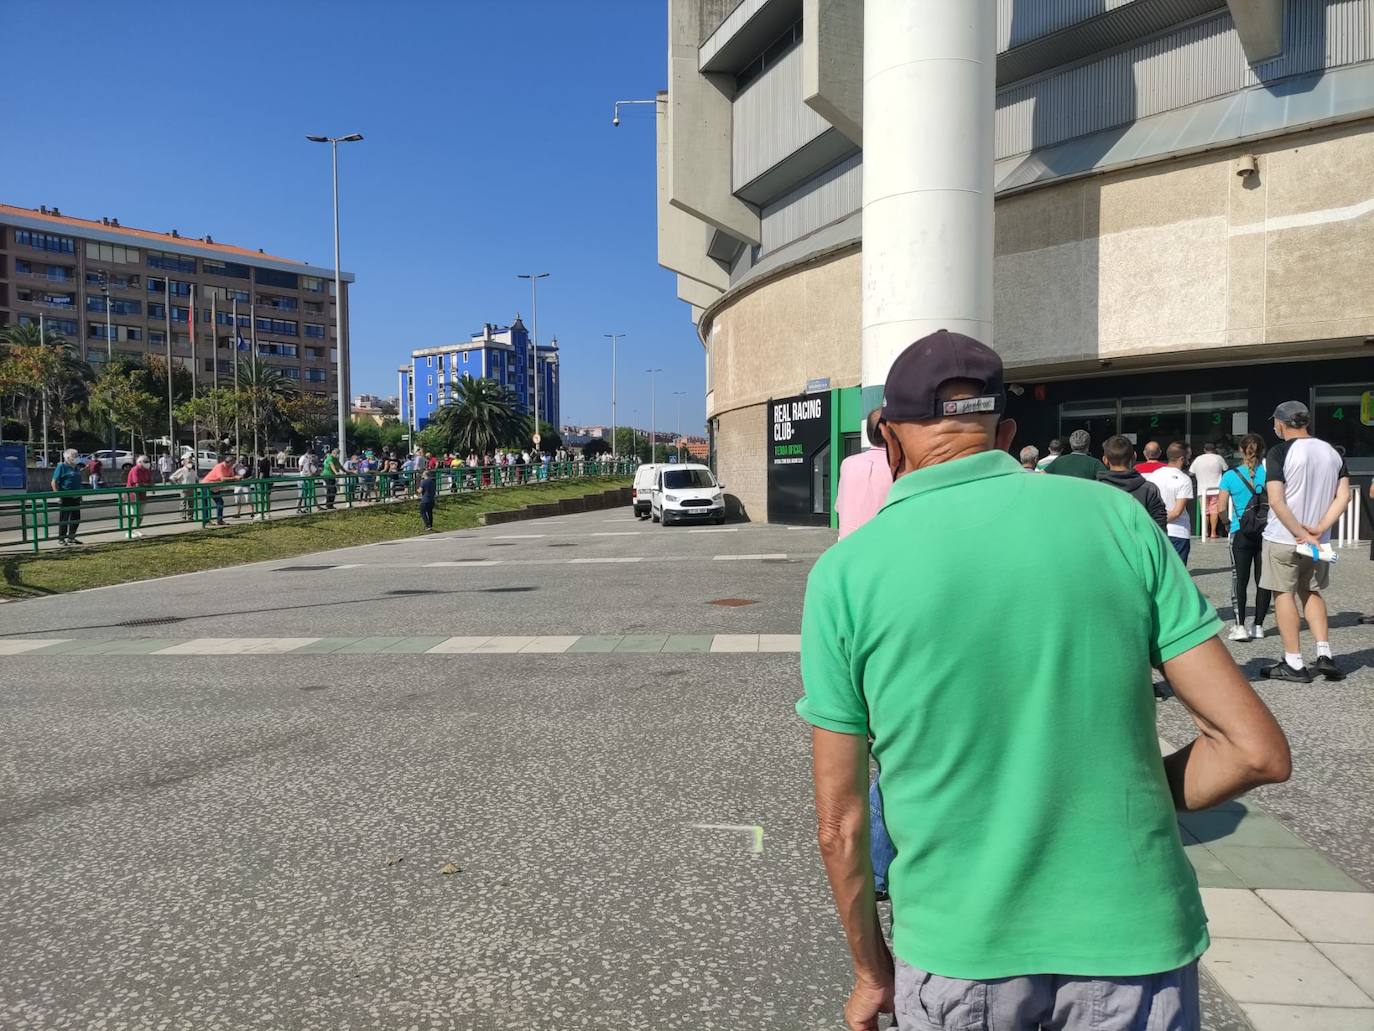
[0,202,320,270]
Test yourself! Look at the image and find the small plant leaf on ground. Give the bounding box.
[0,478,629,600]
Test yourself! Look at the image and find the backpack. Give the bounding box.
[1236,467,1268,539]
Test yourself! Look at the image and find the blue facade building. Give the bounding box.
[398,315,560,438]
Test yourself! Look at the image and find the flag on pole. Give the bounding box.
[236,333,250,352]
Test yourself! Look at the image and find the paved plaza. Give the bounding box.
[1,508,1372,1030]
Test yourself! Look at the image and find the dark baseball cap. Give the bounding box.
[1271,400,1310,427]
[880,329,1005,423]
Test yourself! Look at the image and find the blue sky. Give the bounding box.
[2,0,702,435]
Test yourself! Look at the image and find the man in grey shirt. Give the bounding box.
[1260,401,1350,683]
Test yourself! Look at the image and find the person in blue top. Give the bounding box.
[50,448,86,546]
[418,468,437,532]
[1216,432,1270,642]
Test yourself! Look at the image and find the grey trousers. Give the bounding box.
[895,956,1199,1030]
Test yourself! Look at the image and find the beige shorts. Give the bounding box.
[1260,539,1330,594]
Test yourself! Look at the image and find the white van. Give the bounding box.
[631,464,661,518]
[650,464,725,526]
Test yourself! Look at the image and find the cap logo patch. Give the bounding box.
[942,396,998,416]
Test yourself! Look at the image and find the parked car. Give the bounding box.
[650,464,726,526]
[631,463,662,518]
[85,449,135,471]
[179,447,221,473]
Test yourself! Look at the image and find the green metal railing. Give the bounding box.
[0,460,635,553]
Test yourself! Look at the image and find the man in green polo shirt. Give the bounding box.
[798,330,1291,1031]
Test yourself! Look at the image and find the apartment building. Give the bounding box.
[0,203,354,403]
[398,316,561,433]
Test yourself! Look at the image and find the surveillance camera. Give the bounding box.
[612,116,620,127]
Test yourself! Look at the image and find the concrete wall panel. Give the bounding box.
[802,0,863,144]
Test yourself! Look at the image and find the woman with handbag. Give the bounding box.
[1216,432,1272,642]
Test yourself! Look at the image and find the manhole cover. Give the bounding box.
[275,565,336,572]
[708,598,758,607]
[117,616,186,627]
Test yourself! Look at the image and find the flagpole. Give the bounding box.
[211,294,219,445]
[164,277,174,459]
[39,313,48,466]
[250,303,259,460]
[232,297,240,455]
[189,284,198,453]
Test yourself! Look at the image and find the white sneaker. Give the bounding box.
[1228,625,1251,642]
[132,530,144,539]
[1251,625,1264,640]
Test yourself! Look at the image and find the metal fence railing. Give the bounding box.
[0,460,635,553]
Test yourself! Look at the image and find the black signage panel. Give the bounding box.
[766,391,831,525]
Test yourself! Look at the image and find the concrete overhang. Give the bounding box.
[1227,0,1285,64]
[801,0,862,145]
[699,0,802,74]
[657,89,732,290]
[677,273,725,310]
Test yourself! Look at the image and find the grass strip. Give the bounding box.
[0,478,629,599]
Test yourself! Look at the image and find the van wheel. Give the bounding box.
[651,510,660,523]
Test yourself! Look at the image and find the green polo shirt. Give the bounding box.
[798,449,1219,980]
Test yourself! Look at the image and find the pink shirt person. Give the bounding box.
[835,430,893,539]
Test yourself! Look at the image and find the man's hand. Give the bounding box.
[845,966,895,1031]
[1296,528,1321,546]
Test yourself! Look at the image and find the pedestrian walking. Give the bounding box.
[1041,429,1098,479]
[1135,440,1166,474]
[1147,442,1196,566]
[1363,481,1374,626]
[169,456,198,521]
[87,455,104,489]
[418,468,437,531]
[797,330,1289,1031]
[1018,444,1040,471]
[157,451,173,483]
[1190,442,1229,539]
[321,448,342,509]
[125,455,154,538]
[200,455,239,525]
[831,406,897,903]
[835,409,893,539]
[1035,438,1061,470]
[51,448,85,546]
[1096,434,1167,529]
[1259,401,1351,682]
[1216,433,1271,643]
[296,450,319,512]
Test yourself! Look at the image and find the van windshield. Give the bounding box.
[663,468,716,489]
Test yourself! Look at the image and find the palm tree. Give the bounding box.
[428,375,528,456]
[236,359,298,457]
[0,322,91,458]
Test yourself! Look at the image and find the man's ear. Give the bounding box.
[996,418,1018,454]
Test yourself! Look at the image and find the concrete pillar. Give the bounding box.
[860,0,996,414]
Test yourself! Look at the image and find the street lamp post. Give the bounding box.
[517,273,549,450]
[306,132,363,454]
[604,333,623,460]
[672,390,685,462]
[646,368,662,464]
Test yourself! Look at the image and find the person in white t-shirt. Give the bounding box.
[1259,401,1350,684]
[1189,442,1230,539]
[1147,442,1195,566]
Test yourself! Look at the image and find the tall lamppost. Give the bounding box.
[645,368,662,464]
[517,273,550,448]
[305,132,363,453]
[604,333,623,460]
[672,390,686,461]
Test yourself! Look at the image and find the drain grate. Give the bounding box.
[708,598,758,607]
[274,565,337,572]
[117,615,186,627]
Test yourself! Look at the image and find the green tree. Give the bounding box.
[236,359,297,456]
[89,363,163,453]
[175,388,238,449]
[614,427,651,463]
[582,437,611,459]
[0,322,91,455]
[283,392,336,449]
[426,376,528,456]
[530,420,562,454]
